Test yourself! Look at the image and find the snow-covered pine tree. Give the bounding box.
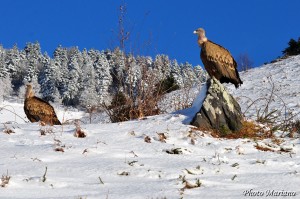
[39,53,61,103]
[89,49,112,103]
[53,45,69,101]
[180,62,198,87]
[62,47,83,105]
[123,54,142,97]
[0,45,8,78]
[193,65,207,83]
[5,45,19,77]
[153,54,171,81]
[135,55,153,91]
[19,42,42,97]
[107,48,126,93]
[136,55,153,71]
[23,42,43,83]
[0,45,13,101]
[170,59,184,87]
[79,49,99,108]
[5,44,26,91]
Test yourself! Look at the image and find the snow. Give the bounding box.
[228,55,300,121]
[1,56,300,198]
[175,82,207,124]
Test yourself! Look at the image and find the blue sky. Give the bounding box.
[0,0,300,67]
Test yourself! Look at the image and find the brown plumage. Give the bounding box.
[24,84,61,125]
[193,28,243,88]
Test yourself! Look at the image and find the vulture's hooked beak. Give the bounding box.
[193,30,197,34]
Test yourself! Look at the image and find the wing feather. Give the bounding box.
[201,40,242,87]
[24,97,61,125]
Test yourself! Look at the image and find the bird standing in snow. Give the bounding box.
[24,84,61,125]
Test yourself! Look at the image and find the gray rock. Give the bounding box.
[191,77,243,136]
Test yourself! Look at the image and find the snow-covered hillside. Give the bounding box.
[228,55,300,121]
[0,56,300,199]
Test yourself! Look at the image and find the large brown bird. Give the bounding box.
[24,84,61,125]
[193,28,243,88]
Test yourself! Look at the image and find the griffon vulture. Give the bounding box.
[193,28,243,88]
[24,84,61,125]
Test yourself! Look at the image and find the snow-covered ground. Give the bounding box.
[228,55,300,121]
[0,56,300,199]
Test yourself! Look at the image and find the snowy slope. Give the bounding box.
[228,55,300,121]
[0,56,300,199]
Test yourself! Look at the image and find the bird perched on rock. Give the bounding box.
[24,84,61,125]
[193,28,243,88]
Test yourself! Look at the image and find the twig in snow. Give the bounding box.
[231,174,237,181]
[31,157,42,162]
[82,149,88,155]
[42,166,48,182]
[130,151,138,157]
[98,176,104,184]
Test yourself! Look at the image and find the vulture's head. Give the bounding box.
[25,84,34,99]
[193,28,207,45]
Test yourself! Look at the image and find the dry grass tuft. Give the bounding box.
[144,135,151,143]
[195,120,274,140]
[74,120,86,138]
[254,144,275,152]
[1,171,11,188]
[157,132,167,143]
[226,120,273,139]
[2,124,15,135]
[40,126,53,136]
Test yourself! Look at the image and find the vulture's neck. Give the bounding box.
[25,88,34,99]
[197,36,208,47]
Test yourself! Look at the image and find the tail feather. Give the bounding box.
[52,116,62,125]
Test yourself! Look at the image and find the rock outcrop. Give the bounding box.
[191,77,243,135]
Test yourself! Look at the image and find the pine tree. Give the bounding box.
[62,47,83,105]
[108,48,126,93]
[79,49,98,108]
[23,42,43,83]
[135,55,153,93]
[282,38,300,56]
[0,46,13,99]
[123,54,142,97]
[170,59,184,87]
[194,65,207,83]
[153,54,171,80]
[5,44,26,90]
[53,45,69,100]
[89,50,112,103]
[0,45,8,78]
[180,62,197,87]
[5,44,20,77]
[39,53,60,102]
